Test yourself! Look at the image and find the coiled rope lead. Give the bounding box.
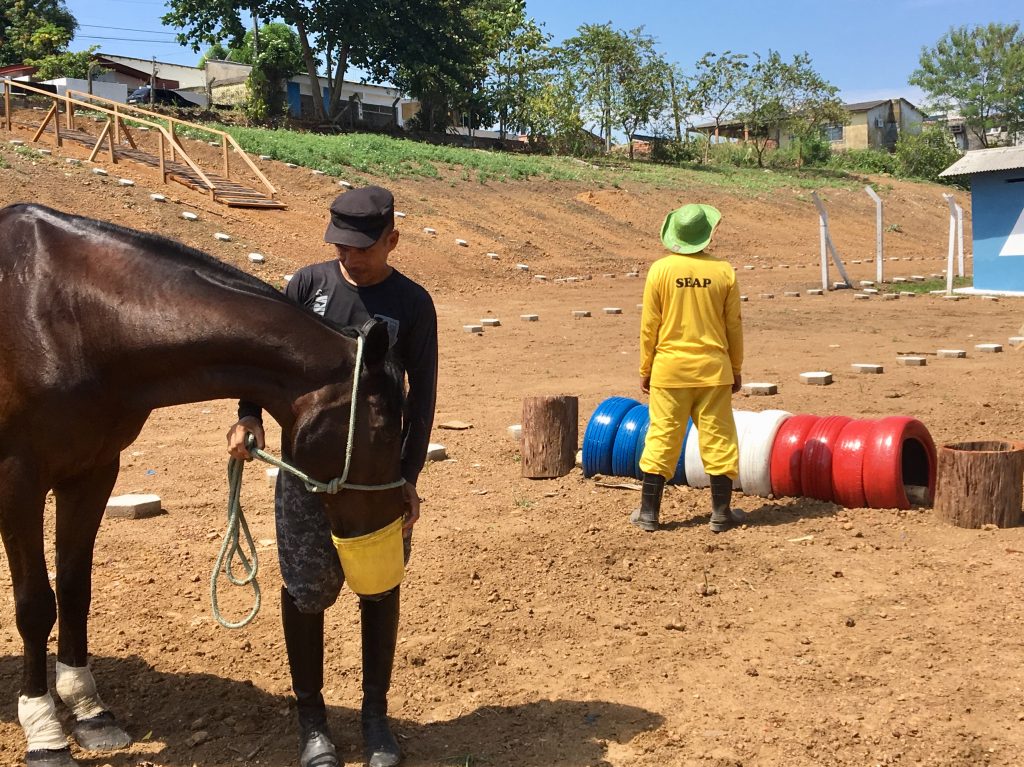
[211,334,405,629]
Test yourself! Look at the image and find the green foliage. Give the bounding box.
[708,142,757,168]
[686,51,748,162]
[893,124,961,182]
[649,137,704,164]
[236,24,304,122]
[0,0,77,66]
[197,43,229,69]
[25,46,102,80]
[910,23,1024,148]
[826,148,897,175]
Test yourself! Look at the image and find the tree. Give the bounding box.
[241,24,304,120]
[560,23,667,155]
[166,0,486,125]
[0,0,77,66]
[26,46,100,80]
[198,43,229,69]
[910,23,1024,148]
[736,50,843,168]
[894,124,961,181]
[687,51,748,163]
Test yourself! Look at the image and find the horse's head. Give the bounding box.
[287,320,405,535]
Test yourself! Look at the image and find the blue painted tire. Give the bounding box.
[582,396,641,477]
[632,411,690,485]
[632,409,652,480]
[612,404,648,478]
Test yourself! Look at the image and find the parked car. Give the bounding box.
[126,86,195,107]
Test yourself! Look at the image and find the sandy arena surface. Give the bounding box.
[1,119,1024,767]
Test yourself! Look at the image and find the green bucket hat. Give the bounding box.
[660,203,722,254]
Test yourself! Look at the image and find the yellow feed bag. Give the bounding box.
[332,517,405,597]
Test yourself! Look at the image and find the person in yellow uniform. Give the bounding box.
[631,203,746,533]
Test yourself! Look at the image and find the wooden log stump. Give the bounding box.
[521,395,578,478]
[934,441,1024,528]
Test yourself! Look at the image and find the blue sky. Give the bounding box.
[66,0,1020,108]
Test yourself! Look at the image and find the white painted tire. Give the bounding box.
[739,409,792,497]
[685,410,759,489]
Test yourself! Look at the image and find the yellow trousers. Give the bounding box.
[640,384,739,481]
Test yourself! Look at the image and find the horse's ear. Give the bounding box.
[361,319,390,367]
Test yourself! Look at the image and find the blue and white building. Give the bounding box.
[941,146,1024,296]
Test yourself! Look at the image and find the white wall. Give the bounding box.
[43,78,128,103]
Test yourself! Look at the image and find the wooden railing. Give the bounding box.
[1,80,277,201]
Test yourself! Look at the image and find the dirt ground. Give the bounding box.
[2,121,1024,767]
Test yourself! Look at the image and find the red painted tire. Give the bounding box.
[831,419,876,509]
[769,414,821,497]
[862,416,937,510]
[800,415,853,502]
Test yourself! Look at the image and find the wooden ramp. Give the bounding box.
[2,80,286,210]
[65,128,286,209]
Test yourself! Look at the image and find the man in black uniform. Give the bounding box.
[226,186,438,767]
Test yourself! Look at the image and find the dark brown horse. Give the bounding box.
[0,204,405,766]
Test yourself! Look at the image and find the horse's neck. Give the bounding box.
[115,289,351,431]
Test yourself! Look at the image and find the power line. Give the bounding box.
[78,35,185,44]
[80,24,178,36]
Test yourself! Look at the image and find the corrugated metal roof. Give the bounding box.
[939,145,1024,177]
[843,99,889,112]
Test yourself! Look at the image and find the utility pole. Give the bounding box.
[251,6,260,58]
[150,57,156,106]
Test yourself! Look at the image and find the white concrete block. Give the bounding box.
[625,271,640,278]
[603,307,622,314]
[780,264,790,269]
[943,295,963,301]
[743,265,755,270]
[214,232,232,242]
[480,318,501,327]
[248,252,265,263]
[975,343,1003,353]
[181,211,199,221]
[339,180,353,189]
[854,293,871,300]
[507,424,522,440]
[937,349,966,358]
[852,363,884,374]
[311,169,325,176]
[807,289,824,296]
[258,154,272,160]
[395,211,407,218]
[520,314,539,322]
[486,252,499,259]
[208,141,219,147]
[426,443,448,461]
[898,356,927,366]
[899,292,916,298]
[1009,337,1024,346]
[534,275,547,281]
[739,295,748,302]
[862,288,879,295]
[800,372,833,385]
[833,281,850,289]
[743,382,778,395]
[285,162,298,168]
[759,293,774,299]
[91,167,108,176]
[423,227,437,235]
[150,193,166,202]
[516,264,530,271]
[38,149,51,155]
[463,324,483,334]
[635,304,643,310]
[9,139,24,146]
[784,291,800,297]
[105,494,162,519]
[859,280,875,287]
[892,277,907,284]
[981,295,999,301]
[882,293,899,300]
[572,310,591,318]
[911,275,926,281]
[851,259,862,264]
[65,158,80,165]
[455,239,468,247]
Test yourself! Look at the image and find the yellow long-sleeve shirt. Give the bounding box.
[639,252,744,388]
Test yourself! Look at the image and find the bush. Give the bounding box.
[708,142,758,167]
[894,126,962,183]
[650,138,705,164]
[826,148,897,175]
[795,133,832,167]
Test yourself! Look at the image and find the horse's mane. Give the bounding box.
[9,202,288,305]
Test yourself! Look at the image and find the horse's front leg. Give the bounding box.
[54,459,131,753]
[0,460,72,766]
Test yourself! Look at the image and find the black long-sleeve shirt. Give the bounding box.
[238,261,438,486]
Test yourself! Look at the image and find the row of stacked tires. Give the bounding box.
[582,397,937,510]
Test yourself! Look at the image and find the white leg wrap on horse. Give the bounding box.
[55,661,108,721]
[18,693,68,751]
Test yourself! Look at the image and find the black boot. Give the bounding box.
[282,587,339,767]
[709,475,747,533]
[360,587,402,767]
[630,472,666,532]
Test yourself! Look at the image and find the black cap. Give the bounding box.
[323,186,395,247]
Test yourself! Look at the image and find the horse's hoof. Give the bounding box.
[26,748,77,767]
[72,712,131,751]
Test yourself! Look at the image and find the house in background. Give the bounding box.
[693,98,925,153]
[926,110,1024,152]
[283,74,408,128]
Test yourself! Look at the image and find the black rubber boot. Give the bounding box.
[360,587,402,767]
[630,472,666,532]
[282,587,339,767]
[709,475,747,533]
